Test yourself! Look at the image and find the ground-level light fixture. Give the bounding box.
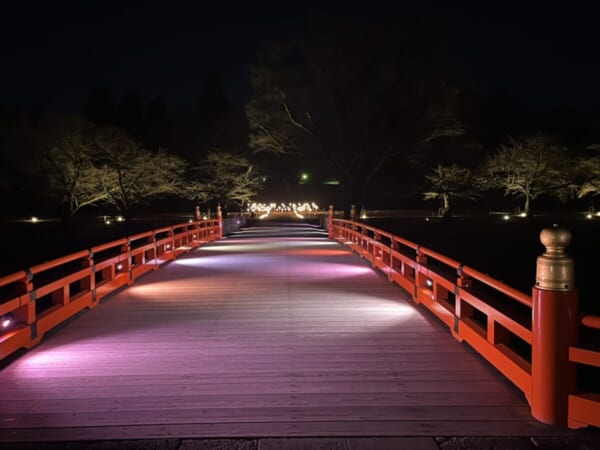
[503,215,510,221]
[116,263,123,272]
[2,316,11,328]
[30,216,39,223]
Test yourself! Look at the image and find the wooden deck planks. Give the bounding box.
[0,224,562,441]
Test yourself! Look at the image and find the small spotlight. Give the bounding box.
[115,216,125,222]
[425,278,433,288]
[188,219,193,223]
[202,215,208,220]
[586,213,593,219]
[116,263,123,271]
[193,234,197,239]
[596,212,600,217]
[105,219,111,225]
[503,215,510,221]
[30,216,39,223]
[519,212,527,218]
[166,244,171,250]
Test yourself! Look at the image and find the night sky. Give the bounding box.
[2,2,599,115]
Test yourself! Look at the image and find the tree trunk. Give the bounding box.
[524,195,531,215]
[440,194,452,219]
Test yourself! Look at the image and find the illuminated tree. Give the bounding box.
[480,135,574,214]
[423,164,479,217]
[246,19,464,211]
[43,128,109,216]
[577,149,600,200]
[185,150,264,209]
[93,128,187,218]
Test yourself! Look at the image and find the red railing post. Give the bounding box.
[350,204,357,221]
[120,239,133,284]
[81,250,96,305]
[217,203,223,238]
[531,225,578,425]
[328,205,334,238]
[414,247,428,303]
[195,205,201,221]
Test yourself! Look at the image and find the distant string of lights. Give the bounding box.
[248,202,320,219]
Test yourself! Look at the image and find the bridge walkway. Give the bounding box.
[0,223,572,442]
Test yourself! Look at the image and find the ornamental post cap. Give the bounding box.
[540,224,572,254]
[536,224,574,291]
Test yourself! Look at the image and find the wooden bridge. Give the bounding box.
[0,217,599,443]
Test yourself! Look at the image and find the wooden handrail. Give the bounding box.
[91,238,129,254]
[29,250,90,274]
[418,246,461,270]
[582,315,600,330]
[0,217,244,361]
[462,265,532,308]
[0,270,27,286]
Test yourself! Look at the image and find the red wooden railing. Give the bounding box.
[328,217,600,430]
[0,219,222,360]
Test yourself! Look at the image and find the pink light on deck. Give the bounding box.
[21,349,76,367]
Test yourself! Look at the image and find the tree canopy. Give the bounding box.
[423,164,479,216]
[245,19,465,212]
[185,150,264,210]
[479,135,575,214]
